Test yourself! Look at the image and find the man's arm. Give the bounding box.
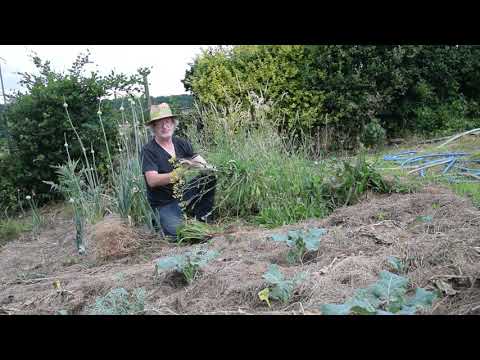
[144,171,174,188]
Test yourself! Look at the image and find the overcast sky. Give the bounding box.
[0,45,216,101]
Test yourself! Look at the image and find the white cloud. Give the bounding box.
[0,45,215,99]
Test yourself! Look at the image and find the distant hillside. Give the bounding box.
[151,94,193,111]
[110,95,193,113]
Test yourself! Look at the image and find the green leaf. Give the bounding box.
[369,271,408,301]
[320,303,352,315]
[287,249,300,264]
[405,288,437,309]
[156,255,184,271]
[347,289,380,314]
[270,283,293,303]
[270,233,288,243]
[262,264,284,285]
[308,227,327,238]
[303,235,321,251]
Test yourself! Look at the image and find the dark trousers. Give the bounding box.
[153,173,217,237]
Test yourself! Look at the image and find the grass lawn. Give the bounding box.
[367,134,480,207]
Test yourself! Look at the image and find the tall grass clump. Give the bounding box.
[185,97,330,227]
[25,194,43,238]
[183,93,401,227]
[107,99,157,230]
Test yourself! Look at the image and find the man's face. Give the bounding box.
[151,117,175,140]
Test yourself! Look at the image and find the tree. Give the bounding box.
[1,52,147,211]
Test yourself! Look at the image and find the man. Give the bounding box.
[141,103,216,239]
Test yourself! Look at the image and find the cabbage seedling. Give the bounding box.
[270,227,327,264]
[155,247,218,284]
[258,264,306,306]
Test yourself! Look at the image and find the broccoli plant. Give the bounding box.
[320,271,437,315]
[258,264,306,307]
[155,247,218,284]
[270,227,327,264]
[89,287,146,315]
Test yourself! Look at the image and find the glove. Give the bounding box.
[170,166,188,183]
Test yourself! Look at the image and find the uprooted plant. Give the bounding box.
[176,218,221,245]
[320,271,437,315]
[155,247,218,284]
[258,264,307,307]
[269,227,327,264]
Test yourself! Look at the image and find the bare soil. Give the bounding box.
[1,185,479,315]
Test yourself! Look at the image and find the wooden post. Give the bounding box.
[143,74,152,123]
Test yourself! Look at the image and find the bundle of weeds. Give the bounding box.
[176,218,221,245]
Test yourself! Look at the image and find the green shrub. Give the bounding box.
[185,45,480,148]
[361,119,386,148]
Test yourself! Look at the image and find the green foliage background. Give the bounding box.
[183,45,480,148]
[0,52,147,213]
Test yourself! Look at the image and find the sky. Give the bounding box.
[0,45,216,101]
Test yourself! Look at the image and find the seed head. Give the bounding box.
[26,195,31,200]
[63,103,68,108]
[120,106,125,112]
[97,110,102,116]
[69,198,75,203]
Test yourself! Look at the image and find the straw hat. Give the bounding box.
[145,103,178,126]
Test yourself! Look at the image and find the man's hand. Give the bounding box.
[170,166,188,183]
[179,155,208,169]
[192,154,207,165]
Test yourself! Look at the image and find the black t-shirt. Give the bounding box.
[141,136,197,208]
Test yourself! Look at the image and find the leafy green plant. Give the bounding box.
[89,287,146,315]
[320,154,395,210]
[155,247,218,284]
[258,264,306,306]
[270,227,327,264]
[320,271,437,315]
